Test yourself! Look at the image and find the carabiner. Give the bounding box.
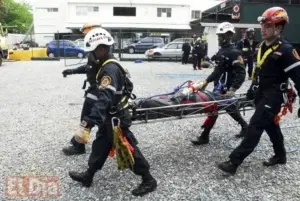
[111,117,120,128]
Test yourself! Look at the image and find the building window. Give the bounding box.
[76,6,99,16]
[46,8,58,12]
[36,8,58,12]
[191,10,201,19]
[113,7,136,16]
[157,8,172,18]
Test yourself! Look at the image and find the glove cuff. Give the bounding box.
[80,120,92,129]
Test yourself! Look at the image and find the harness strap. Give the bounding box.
[252,41,281,79]
[96,59,135,114]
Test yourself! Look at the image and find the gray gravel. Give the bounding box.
[1,60,300,201]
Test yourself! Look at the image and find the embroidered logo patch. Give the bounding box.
[100,76,111,88]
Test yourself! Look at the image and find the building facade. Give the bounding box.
[33,0,203,46]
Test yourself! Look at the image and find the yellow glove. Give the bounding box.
[74,123,91,144]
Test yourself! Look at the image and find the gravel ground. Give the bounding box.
[1,60,300,201]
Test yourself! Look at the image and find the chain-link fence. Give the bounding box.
[113,31,200,62]
[8,30,209,64]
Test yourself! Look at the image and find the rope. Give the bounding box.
[135,80,192,103]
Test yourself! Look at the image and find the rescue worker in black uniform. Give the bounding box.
[191,34,198,47]
[217,7,300,175]
[237,28,259,80]
[62,23,103,156]
[179,22,248,145]
[67,28,157,196]
[192,37,205,70]
[182,39,191,64]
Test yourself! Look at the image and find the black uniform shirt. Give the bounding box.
[83,60,127,128]
[256,40,300,93]
[206,43,246,91]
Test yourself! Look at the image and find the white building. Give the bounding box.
[33,0,203,46]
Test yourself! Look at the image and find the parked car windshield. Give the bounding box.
[60,40,76,47]
[140,37,153,43]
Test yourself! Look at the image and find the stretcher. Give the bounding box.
[130,81,255,124]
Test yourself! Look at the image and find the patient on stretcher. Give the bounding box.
[134,84,236,109]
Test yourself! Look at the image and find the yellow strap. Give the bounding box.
[96,59,127,81]
[242,48,249,51]
[256,43,280,69]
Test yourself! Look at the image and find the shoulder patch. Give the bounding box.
[100,76,112,88]
[292,49,300,60]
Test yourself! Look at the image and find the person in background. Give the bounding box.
[192,37,206,70]
[182,39,191,64]
[236,28,259,80]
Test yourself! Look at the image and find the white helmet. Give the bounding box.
[216,22,235,34]
[83,28,114,52]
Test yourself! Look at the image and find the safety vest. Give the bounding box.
[251,41,281,79]
[96,59,136,113]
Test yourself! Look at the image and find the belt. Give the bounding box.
[254,83,288,92]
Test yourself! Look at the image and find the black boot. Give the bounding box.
[62,137,86,156]
[69,168,95,187]
[62,146,85,155]
[263,155,286,167]
[191,129,210,145]
[217,160,238,175]
[235,125,248,138]
[132,174,157,197]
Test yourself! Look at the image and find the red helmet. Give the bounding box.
[258,7,289,24]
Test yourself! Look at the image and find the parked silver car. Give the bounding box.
[171,38,193,43]
[145,42,192,58]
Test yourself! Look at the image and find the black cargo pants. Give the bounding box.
[229,89,286,165]
[88,110,150,176]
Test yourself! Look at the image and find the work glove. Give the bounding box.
[225,90,235,97]
[62,69,73,77]
[172,87,192,103]
[181,87,192,96]
[197,81,208,91]
[246,81,258,100]
[74,121,91,144]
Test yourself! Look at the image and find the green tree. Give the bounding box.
[2,0,33,33]
[0,0,6,23]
